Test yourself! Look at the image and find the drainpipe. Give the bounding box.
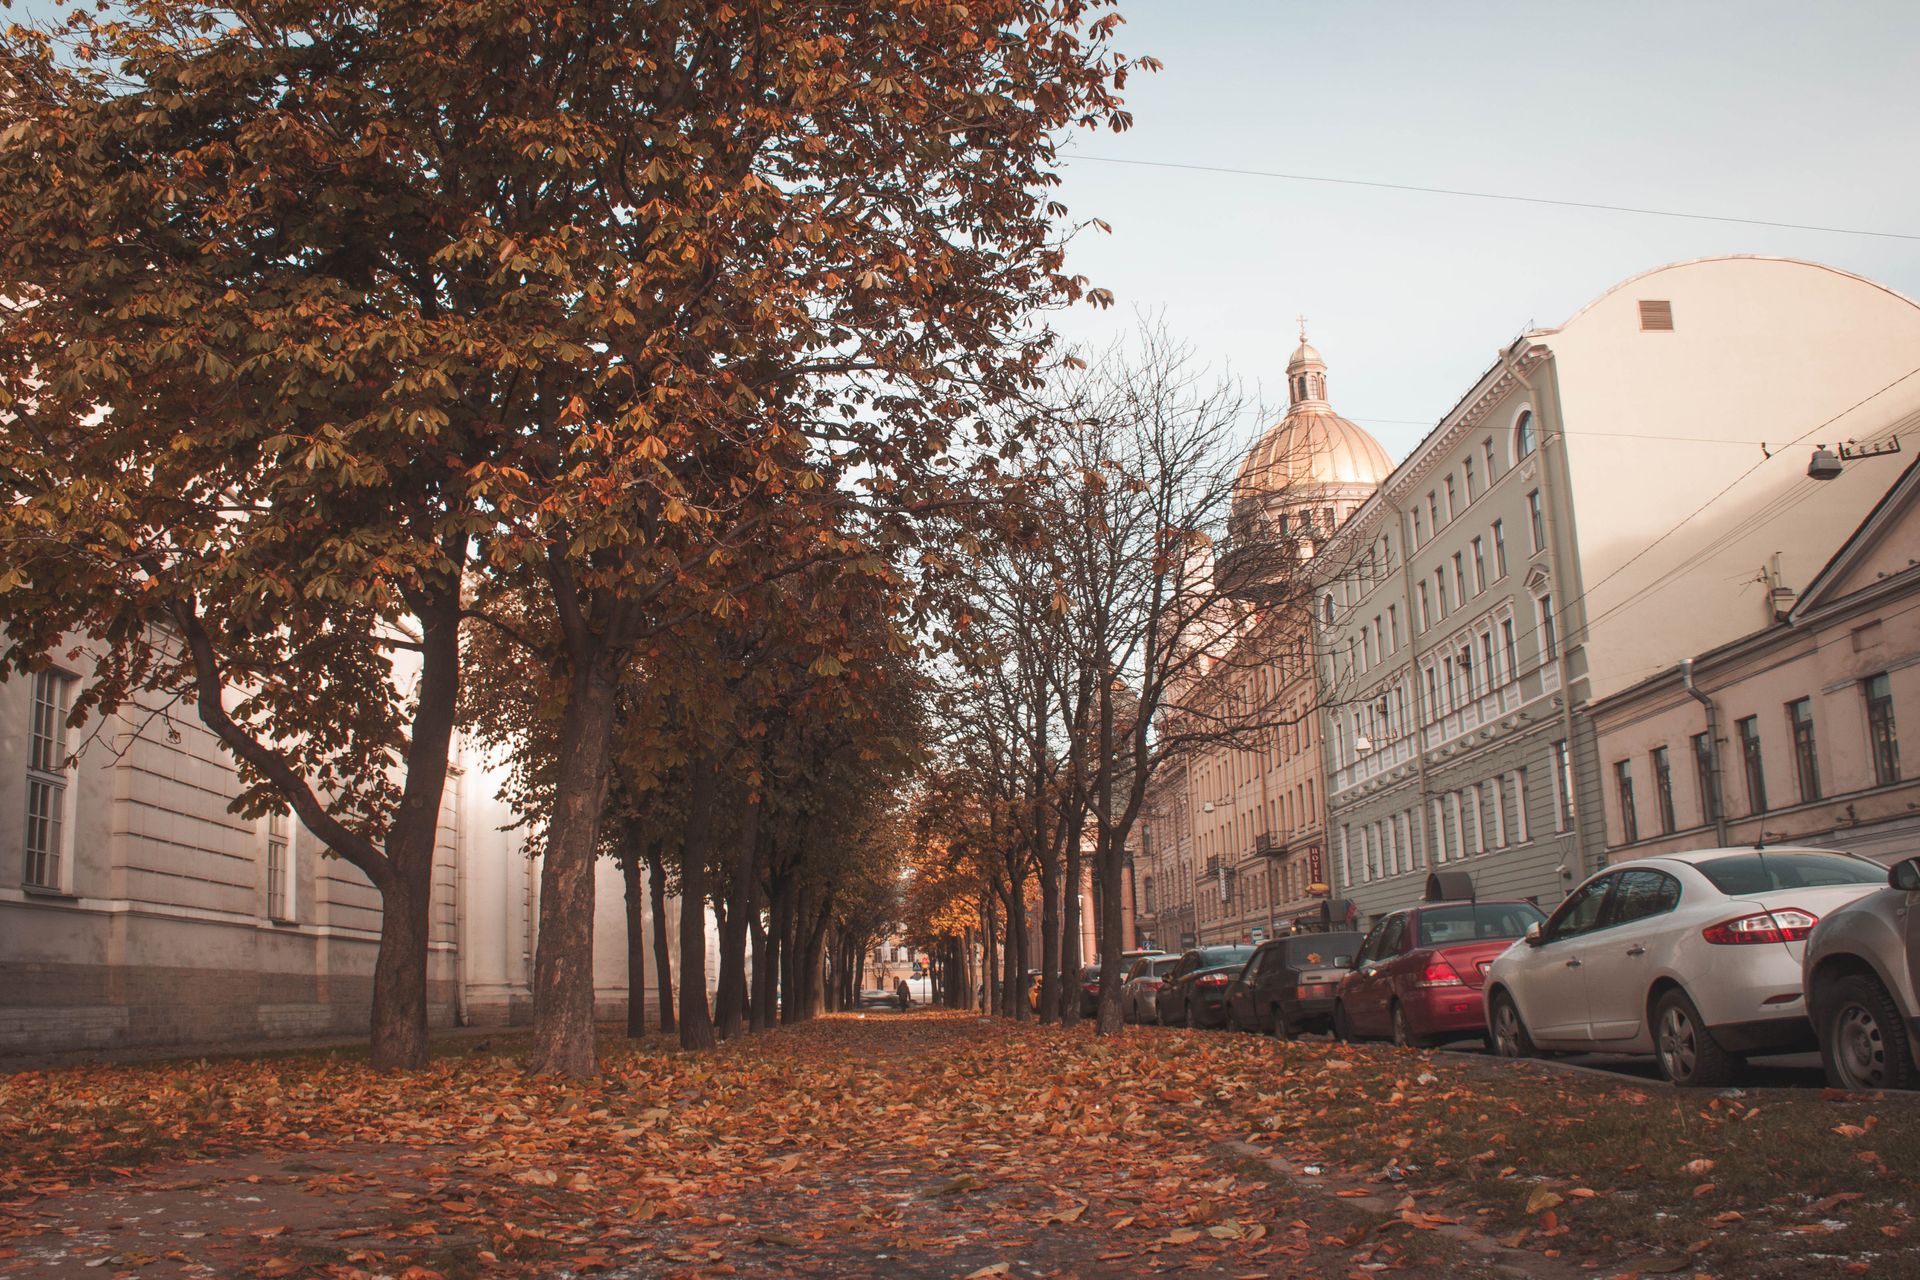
[1499,345,1593,883]
[1681,658,1730,845]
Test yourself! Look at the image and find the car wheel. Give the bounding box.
[1332,1002,1354,1043]
[1185,1003,1199,1031]
[1654,988,1735,1088]
[1269,1005,1293,1040]
[1489,993,1535,1060]
[1391,1002,1428,1050]
[1821,973,1918,1092]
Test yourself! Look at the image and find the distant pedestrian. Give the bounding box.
[895,977,911,1011]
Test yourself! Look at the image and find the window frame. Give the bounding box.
[1866,673,1901,786]
[1613,759,1638,845]
[1788,697,1821,804]
[1737,715,1768,815]
[24,669,77,893]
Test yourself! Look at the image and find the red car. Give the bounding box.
[1332,899,1546,1048]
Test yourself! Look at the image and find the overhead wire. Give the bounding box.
[1064,154,1920,243]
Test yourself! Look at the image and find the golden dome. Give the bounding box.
[1237,407,1394,493]
[1236,333,1392,495]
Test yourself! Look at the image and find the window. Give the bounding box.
[1537,593,1558,662]
[1471,537,1487,593]
[1639,299,1675,331]
[1483,437,1498,481]
[266,809,292,922]
[1788,698,1820,804]
[1451,553,1467,606]
[1430,798,1448,863]
[1478,630,1496,691]
[1514,769,1531,841]
[1434,569,1448,619]
[1411,506,1425,546]
[24,670,74,891]
[1444,476,1457,521]
[1614,760,1638,845]
[1322,594,1334,625]
[1423,665,1438,720]
[1417,580,1431,630]
[1737,715,1767,815]
[1527,490,1545,552]
[1427,491,1440,532]
[1502,619,1517,681]
[1603,869,1681,926]
[1492,519,1508,577]
[1543,874,1612,942]
[1514,409,1536,459]
[1651,746,1676,835]
[1691,731,1717,826]
[1463,457,1477,501]
[1552,739,1575,832]
[1388,604,1401,652]
[1866,673,1901,785]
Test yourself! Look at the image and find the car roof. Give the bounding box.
[1616,845,1847,868]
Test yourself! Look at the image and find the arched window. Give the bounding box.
[1322,594,1335,625]
[1514,409,1536,460]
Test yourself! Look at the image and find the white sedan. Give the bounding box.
[1484,847,1887,1086]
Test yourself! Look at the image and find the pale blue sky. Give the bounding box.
[1048,1,1920,460]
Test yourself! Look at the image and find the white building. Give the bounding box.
[1316,256,1920,922]
[1,651,675,1055]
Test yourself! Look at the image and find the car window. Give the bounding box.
[1414,902,1547,946]
[1125,959,1146,981]
[1152,957,1181,977]
[1241,951,1266,980]
[1202,945,1255,969]
[1601,870,1682,927]
[1354,920,1388,965]
[1545,875,1614,941]
[1694,851,1886,894]
[1375,914,1408,957]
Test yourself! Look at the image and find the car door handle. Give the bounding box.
[1565,958,1582,968]
[1626,945,1647,957]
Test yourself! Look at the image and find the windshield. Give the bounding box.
[1283,933,1362,968]
[1151,957,1181,976]
[1200,946,1254,969]
[1695,851,1886,895]
[1080,964,1103,981]
[1416,902,1547,946]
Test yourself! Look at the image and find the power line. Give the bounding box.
[1065,155,1920,243]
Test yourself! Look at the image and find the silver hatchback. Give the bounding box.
[1803,854,1920,1090]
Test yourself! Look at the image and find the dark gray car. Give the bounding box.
[1804,853,1920,1090]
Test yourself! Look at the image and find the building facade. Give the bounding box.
[1317,256,1920,924]
[1,644,677,1056]
[1590,456,1919,865]
[1153,335,1389,947]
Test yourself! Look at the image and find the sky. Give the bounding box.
[1044,1,1920,462]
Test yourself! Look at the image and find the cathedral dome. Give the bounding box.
[1236,332,1392,496]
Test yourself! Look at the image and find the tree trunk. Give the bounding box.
[620,846,646,1038]
[644,841,676,1034]
[532,660,622,1077]
[367,861,433,1069]
[678,753,719,1050]
[1036,853,1060,1024]
[749,911,773,1032]
[715,790,761,1041]
[1061,810,1086,1029]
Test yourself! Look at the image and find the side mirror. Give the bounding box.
[1892,857,1920,892]
[1524,921,1545,947]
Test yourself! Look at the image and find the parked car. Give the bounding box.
[1332,901,1544,1048]
[1021,969,1043,1013]
[1485,847,1888,1086]
[1227,932,1363,1037]
[1120,953,1179,1023]
[1804,852,1920,1090]
[1156,944,1256,1029]
[1076,962,1107,1018]
[856,988,898,1010]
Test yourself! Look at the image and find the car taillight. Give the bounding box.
[1296,982,1334,999]
[1415,957,1464,989]
[1084,983,1100,993]
[1198,974,1231,988]
[1702,908,1818,945]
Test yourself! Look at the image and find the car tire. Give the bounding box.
[1489,992,1535,1060]
[1270,1006,1293,1040]
[1391,1002,1428,1051]
[1653,988,1735,1088]
[1820,973,1918,1092]
[1332,1002,1354,1043]
[1185,1003,1199,1031]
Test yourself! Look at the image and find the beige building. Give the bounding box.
[1316,255,1920,924]
[1155,335,1390,948]
[1,643,684,1056]
[1591,455,1918,863]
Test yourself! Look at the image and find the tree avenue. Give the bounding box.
[0,1,1141,1073]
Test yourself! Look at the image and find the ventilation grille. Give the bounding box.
[1639,299,1674,331]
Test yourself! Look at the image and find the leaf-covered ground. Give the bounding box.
[2,1012,1916,1278]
